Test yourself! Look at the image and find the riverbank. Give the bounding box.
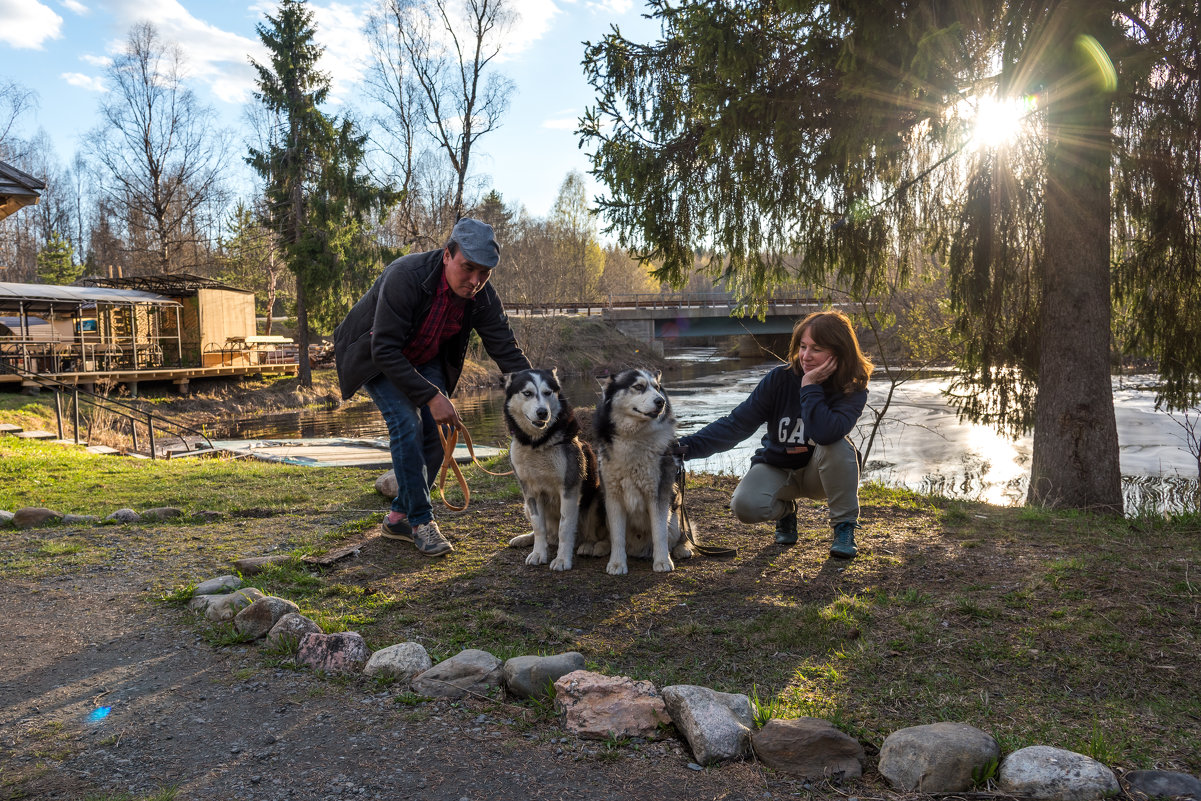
[0,315,671,435]
[1,435,1199,800]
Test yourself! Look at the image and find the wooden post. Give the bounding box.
[55,390,64,439]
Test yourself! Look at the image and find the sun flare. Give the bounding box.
[970,95,1035,149]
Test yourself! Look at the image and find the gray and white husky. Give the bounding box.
[503,368,609,571]
[594,368,695,574]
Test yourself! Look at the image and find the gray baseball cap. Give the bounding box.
[450,218,500,269]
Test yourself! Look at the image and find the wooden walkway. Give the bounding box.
[0,362,298,393]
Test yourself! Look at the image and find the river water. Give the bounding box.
[208,348,1200,514]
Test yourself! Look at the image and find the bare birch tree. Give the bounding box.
[366,0,514,226]
[86,22,231,275]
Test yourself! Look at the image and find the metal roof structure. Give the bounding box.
[0,281,181,312]
[78,273,252,295]
[0,160,45,221]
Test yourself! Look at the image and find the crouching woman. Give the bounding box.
[676,309,872,558]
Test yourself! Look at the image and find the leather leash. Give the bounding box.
[675,455,737,558]
[437,423,513,512]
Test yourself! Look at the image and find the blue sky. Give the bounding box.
[0,0,659,218]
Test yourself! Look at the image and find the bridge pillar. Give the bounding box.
[613,318,655,344]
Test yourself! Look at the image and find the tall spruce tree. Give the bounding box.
[248,0,396,387]
[581,0,1201,514]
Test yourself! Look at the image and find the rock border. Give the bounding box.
[178,571,1201,799]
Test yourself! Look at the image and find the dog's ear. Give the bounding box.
[503,372,515,390]
[597,373,613,390]
[550,367,559,382]
[653,369,662,383]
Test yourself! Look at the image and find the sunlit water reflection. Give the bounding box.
[206,352,1199,515]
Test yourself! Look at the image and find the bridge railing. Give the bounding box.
[506,291,821,316]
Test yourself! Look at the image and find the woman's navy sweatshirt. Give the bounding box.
[677,364,868,469]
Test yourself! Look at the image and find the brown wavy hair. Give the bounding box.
[787,309,873,393]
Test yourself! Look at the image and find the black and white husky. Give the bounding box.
[594,368,695,574]
[503,368,609,571]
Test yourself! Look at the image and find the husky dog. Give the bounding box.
[503,368,609,571]
[594,368,695,574]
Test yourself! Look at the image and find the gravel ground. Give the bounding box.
[1,566,799,801]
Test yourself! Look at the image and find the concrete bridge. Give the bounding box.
[507,292,832,345]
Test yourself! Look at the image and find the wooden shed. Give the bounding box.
[78,275,260,367]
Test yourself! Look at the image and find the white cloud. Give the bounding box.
[542,115,577,130]
[61,72,106,91]
[0,0,64,49]
[502,0,560,60]
[309,1,375,106]
[80,53,111,67]
[586,0,632,13]
[60,0,89,14]
[101,0,266,103]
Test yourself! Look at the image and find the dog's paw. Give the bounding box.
[606,559,628,576]
[592,540,611,557]
[672,543,694,560]
[508,532,535,548]
[549,556,573,571]
[652,557,676,573]
[575,542,596,557]
[525,548,549,566]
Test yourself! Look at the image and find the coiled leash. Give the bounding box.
[675,453,737,559]
[437,423,513,512]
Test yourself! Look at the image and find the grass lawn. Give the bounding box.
[3,436,1199,776]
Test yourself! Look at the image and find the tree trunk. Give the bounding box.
[1028,9,1122,513]
[290,282,309,389]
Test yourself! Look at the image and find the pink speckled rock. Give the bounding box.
[553,669,669,740]
[296,631,371,675]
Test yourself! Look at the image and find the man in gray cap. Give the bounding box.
[334,219,530,556]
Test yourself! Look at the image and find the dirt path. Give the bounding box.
[1,564,791,800]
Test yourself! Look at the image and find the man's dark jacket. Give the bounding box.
[333,248,529,405]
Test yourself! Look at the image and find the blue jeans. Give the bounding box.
[364,361,448,527]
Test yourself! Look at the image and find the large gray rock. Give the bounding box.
[189,587,266,622]
[502,652,586,699]
[412,649,503,699]
[0,510,13,527]
[376,471,398,498]
[1124,770,1201,800]
[878,722,1001,792]
[999,745,1119,801]
[61,514,99,525]
[751,717,865,780]
[553,670,670,741]
[13,507,62,528]
[234,596,300,640]
[233,555,292,575]
[296,632,371,675]
[267,613,322,647]
[105,508,142,524]
[662,684,754,765]
[364,642,433,682]
[140,506,183,521]
[193,575,243,596]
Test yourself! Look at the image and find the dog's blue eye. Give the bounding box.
[542,390,552,396]
[523,390,533,397]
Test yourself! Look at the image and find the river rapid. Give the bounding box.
[207,348,1200,515]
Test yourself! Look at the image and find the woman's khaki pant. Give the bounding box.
[730,437,860,525]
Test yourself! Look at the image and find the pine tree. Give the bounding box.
[248,0,397,387]
[35,231,80,286]
[581,0,1201,513]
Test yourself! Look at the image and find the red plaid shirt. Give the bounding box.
[401,274,466,366]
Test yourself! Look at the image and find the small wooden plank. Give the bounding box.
[0,423,23,435]
[14,430,56,440]
[85,444,121,455]
[302,531,382,566]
